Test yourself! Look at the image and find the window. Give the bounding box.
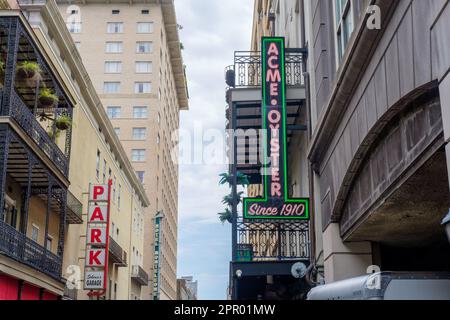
[133,106,148,119]
[46,236,53,251]
[105,61,122,73]
[31,224,39,243]
[134,82,151,94]
[141,9,149,14]
[131,149,146,162]
[135,61,152,73]
[136,171,145,183]
[67,22,81,33]
[137,22,154,33]
[96,150,100,179]
[114,127,121,137]
[104,82,121,93]
[75,42,81,50]
[136,41,152,53]
[334,0,355,63]
[103,159,107,183]
[106,42,123,53]
[107,106,121,119]
[132,128,147,140]
[107,22,123,33]
[112,9,120,14]
[118,184,121,209]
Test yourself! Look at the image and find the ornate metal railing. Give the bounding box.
[66,190,83,224]
[131,265,149,286]
[236,219,310,261]
[109,236,127,267]
[226,50,305,89]
[9,90,68,176]
[0,220,62,280]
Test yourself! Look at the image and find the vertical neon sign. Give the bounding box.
[243,37,309,220]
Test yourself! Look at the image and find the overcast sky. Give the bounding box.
[174,0,253,300]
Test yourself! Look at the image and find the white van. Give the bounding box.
[307,272,450,300]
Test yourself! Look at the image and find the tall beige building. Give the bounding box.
[57,0,188,300]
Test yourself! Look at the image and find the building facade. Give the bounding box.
[56,0,188,300]
[176,276,197,300]
[236,0,450,296]
[0,0,150,300]
[306,0,450,283]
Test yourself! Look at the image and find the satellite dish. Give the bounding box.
[291,262,307,279]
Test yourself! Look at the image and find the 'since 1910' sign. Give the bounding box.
[243,37,309,220]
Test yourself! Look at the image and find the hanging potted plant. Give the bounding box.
[55,114,72,131]
[38,88,59,108]
[47,128,61,140]
[16,60,42,80]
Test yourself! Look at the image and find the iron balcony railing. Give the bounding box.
[0,220,62,280]
[225,49,306,89]
[108,236,127,267]
[9,90,69,176]
[236,218,310,262]
[66,191,83,224]
[131,265,149,286]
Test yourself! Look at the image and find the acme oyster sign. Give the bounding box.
[243,37,309,220]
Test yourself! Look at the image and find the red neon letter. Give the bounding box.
[90,206,105,222]
[93,186,104,200]
[90,229,102,244]
[89,250,102,265]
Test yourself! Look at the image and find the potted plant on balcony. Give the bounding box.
[38,88,59,108]
[16,60,42,80]
[47,128,61,140]
[55,113,72,131]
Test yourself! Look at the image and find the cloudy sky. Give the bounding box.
[174,0,253,300]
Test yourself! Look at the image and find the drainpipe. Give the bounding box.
[299,0,318,276]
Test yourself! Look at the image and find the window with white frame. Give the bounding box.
[334,0,355,64]
[137,22,154,33]
[136,41,153,53]
[136,171,145,183]
[106,42,123,53]
[132,128,147,140]
[114,127,121,137]
[67,22,81,33]
[107,22,123,33]
[105,61,122,73]
[131,149,146,162]
[104,82,121,93]
[107,106,121,119]
[133,106,148,118]
[135,61,152,73]
[134,82,151,94]
[31,224,39,243]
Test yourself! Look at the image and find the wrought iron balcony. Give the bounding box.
[225,49,306,89]
[66,190,83,224]
[0,219,62,280]
[131,265,149,286]
[108,236,127,267]
[0,15,73,178]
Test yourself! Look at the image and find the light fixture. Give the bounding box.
[441,210,450,244]
[235,269,243,278]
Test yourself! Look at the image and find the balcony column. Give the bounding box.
[57,189,67,258]
[0,126,10,221]
[0,17,19,116]
[43,176,53,252]
[19,150,35,235]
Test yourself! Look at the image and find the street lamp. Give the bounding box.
[442,210,450,244]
